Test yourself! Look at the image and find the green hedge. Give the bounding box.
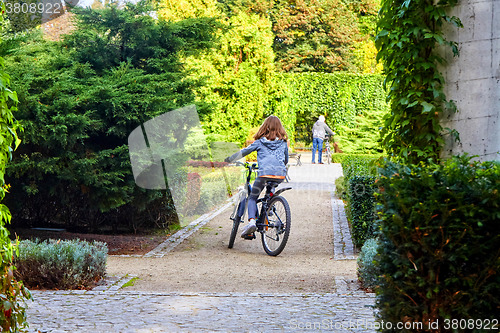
[349,175,377,248]
[340,154,379,185]
[332,153,381,165]
[14,239,108,290]
[357,237,381,290]
[338,154,380,248]
[375,156,500,329]
[283,72,388,154]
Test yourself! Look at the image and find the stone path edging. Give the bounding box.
[331,193,357,260]
[143,199,235,258]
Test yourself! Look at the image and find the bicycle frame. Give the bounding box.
[323,134,333,164]
[232,162,291,233]
[227,161,292,255]
[229,162,254,222]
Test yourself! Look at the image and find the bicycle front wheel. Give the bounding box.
[326,149,331,164]
[228,215,241,249]
[261,196,291,256]
[229,193,246,249]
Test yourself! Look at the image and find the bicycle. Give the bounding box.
[323,134,333,164]
[227,161,292,256]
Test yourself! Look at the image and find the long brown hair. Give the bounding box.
[254,116,288,141]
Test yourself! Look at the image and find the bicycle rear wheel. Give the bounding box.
[261,196,291,256]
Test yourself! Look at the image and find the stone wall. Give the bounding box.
[440,0,499,161]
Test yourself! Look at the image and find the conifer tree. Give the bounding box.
[4,2,217,231]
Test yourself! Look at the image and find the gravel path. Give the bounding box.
[26,155,377,332]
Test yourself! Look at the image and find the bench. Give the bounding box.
[285,152,302,182]
[289,152,302,166]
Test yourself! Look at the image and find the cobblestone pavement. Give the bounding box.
[26,158,377,332]
[27,288,376,333]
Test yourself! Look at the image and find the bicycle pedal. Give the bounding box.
[242,233,256,240]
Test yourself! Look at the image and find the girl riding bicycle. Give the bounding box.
[225,116,289,238]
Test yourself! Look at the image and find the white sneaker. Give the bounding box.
[240,219,257,237]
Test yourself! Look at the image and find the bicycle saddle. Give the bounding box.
[266,181,281,188]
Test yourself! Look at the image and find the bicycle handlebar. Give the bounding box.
[230,161,258,170]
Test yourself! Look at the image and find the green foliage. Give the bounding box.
[375,156,500,328]
[283,72,388,154]
[4,0,42,32]
[158,0,278,145]
[334,175,346,199]
[348,175,377,248]
[159,0,220,21]
[340,154,379,184]
[219,0,375,73]
[336,106,386,154]
[14,239,108,290]
[178,9,278,145]
[4,3,216,231]
[339,154,379,247]
[331,152,382,165]
[270,0,362,72]
[66,2,218,73]
[196,167,241,213]
[0,5,31,330]
[267,73,296,143]
[375,0,462,163]
[357,237,381,290]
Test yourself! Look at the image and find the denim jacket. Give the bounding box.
[227,138,289,177]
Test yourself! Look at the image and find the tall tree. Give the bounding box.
[159,0,278,143]
[272,0,362,72]
[217,0,366,73]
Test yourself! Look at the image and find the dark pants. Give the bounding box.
[248,176,284,220]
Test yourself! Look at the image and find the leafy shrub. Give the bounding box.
[357,237,381,290]
[14,239,108,290]
[341,154,379,184]
[334,176,346,200]
[196,168,242,213]
[338,154,380,247]
[349,175,377,248]
[375,156,500,329]
[332,153,382,168]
